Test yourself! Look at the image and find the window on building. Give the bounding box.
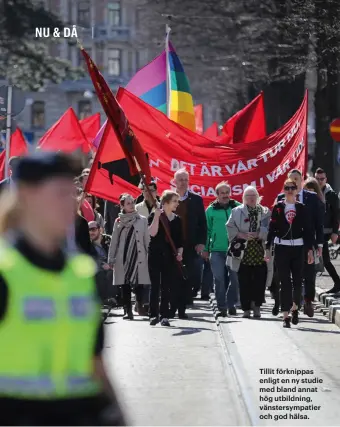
[108,1,121,26]
[136,51,141,70]
[78,101,92,120]
[31,101,45,129]
[108,49,121,76]
[77,1,90,26]
[127,51,134,75]
[96,46,104,70]
[78,48,84,67]
[135,8,141,30]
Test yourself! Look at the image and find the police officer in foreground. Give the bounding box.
[0,152,126,425]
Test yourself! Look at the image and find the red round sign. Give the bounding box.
[330,118,340,142]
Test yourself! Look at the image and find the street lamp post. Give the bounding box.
[4,83,13,179]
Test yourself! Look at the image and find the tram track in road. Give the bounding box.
[210,292,340,426]
[210,294,261,426]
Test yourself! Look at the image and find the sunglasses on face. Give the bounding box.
[89,227,98,231]
[284,186,297,191]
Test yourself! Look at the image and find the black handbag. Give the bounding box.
[228,238,248,260]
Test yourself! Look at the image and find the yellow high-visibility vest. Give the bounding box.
[0,241,102,399]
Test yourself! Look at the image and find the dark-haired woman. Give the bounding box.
[0,152,125,425]
[265,178,314,328]
[148,190,184,326]
[108,194,150,319]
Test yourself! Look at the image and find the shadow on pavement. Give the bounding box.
[188,317,216,324]
[295,327,340,334]
[170,326,214,336]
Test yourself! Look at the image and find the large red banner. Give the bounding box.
[87,89,307,208]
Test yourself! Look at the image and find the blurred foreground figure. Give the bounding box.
[0,153,126,426]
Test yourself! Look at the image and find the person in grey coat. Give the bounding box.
[108,194,151,320]
[226,186,271,318]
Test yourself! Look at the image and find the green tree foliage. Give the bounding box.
[0,0,83,90]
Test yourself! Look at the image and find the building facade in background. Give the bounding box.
[15,0,147,143]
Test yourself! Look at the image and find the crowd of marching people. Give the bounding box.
[68,161,339,329]
[3,154,338,330]
[0,150,339,425]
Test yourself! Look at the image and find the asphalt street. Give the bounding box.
[103,261,340,426]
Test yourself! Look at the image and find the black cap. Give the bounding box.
[12,152,82,184]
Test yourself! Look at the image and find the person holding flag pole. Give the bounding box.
[79,41,189,307]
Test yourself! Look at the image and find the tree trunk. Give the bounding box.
[314,2,339,185]
[263,75,305,134]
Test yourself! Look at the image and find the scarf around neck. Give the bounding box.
[118,211,139,228]
[247,205,261,232]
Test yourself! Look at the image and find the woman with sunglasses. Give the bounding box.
[265,178,314,328]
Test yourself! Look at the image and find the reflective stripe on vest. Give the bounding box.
[23,298,55,319]
[0,375,97,396]
[22,296,95,319]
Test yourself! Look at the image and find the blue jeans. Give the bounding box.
[210,252,239,310]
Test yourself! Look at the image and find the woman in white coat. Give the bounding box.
[108,194,151,320]
[226,186,271,318]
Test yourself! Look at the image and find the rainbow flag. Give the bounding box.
[126,41,196,131]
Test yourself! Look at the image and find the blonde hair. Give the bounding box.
[242,186,262,205]
[0,189,21,234]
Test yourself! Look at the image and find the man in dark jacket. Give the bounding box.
[277,169,324,317]
[315,168,340,293]
[174,169,207,305]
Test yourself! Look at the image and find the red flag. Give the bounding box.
[223,92,266,144]
[80,113,101,144]
[38,108,91,153]
[85,120,141,203]
[116,88,307,208]
[0,128,28,180]
[87,89,307,208]
[203,122,219,139]
[194,105,203,134]
[80,46,151,186]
